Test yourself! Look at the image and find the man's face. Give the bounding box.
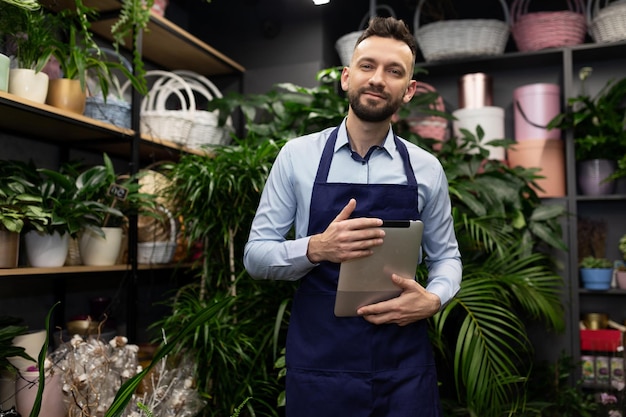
[341,36,416,123]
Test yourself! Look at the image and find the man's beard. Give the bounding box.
[348,86,404,123]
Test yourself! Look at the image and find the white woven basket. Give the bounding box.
[173,70,233,148]
[121,70,196,145]
[588,0,626,43]
[137,206,177,264]
[414,0,510,62]
[335,5,396,67]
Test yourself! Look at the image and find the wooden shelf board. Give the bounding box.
[91,12,245,76]
[0,263,183,277]
[0,91,213,161]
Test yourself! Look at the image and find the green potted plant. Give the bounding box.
[72,153,157,266]
[47,0,146,114]
[0,2,56,103]
[0,160,51,268]
[21,160,124,268]
[548,66,626,195]
[0,316,34,376]
[579,255,614,290]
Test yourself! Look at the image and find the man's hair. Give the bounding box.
[355,16,418,60]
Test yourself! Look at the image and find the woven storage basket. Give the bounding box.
[588,0,626,43]
[511,0,587,51]
[405,82,448,142]
[335,5,396,66]
[84,96,131,128]
[173,70,234,148]
[414,0,510,62]
[121,70,196,145]
[137,206,177,264]
[84,48,133,128]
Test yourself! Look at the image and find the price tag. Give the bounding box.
[108,184,129,201]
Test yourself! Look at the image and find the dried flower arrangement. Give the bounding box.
[47,334,206,417]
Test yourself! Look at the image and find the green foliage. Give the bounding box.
[0,316,33,374]
[524,353,597,417]
[547,67,626,177]
[0,160,50,233]
[51,0,146,96]
[73,153,157,231]
[158,139,294,417]
[579,256,613,269]
[0,3,56,72]
[29,301,58,417]
[0,0,40,10]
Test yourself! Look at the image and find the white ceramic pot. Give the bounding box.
[8,330,46,372]
[0,53,10,92]
[24,230,70,268]
[79,227,124,266]
[15,370,66,417]
[8,68,49,104]
[452,106,506,160]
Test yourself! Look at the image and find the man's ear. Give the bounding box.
[403,79,418,103]
[340,66,350,92]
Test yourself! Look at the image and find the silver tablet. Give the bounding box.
[334,220,424,317]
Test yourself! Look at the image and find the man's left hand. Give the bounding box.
[356,274,441,326]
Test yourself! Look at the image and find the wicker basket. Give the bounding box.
[137,206,178,264]
[84,96,131,128]
[335,5,396,67]
[511,0,587,52]
[414,0,510,62]
[588,0,626,43]
[405,82,448,142]
[121,70,196,145]
[173,70,233,148]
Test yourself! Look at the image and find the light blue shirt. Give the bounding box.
[244,120,462,307]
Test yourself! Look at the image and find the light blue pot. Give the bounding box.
[580,268,613,290]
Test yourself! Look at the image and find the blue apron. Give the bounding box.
[285,127,442,417]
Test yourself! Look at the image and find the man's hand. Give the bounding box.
[307,198,384,264]
[356,274,441,326]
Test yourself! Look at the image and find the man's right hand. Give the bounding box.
[306,198,385,264]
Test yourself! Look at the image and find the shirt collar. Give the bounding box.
[334,118,397,158]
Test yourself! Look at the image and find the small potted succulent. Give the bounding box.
[579,255,614,290]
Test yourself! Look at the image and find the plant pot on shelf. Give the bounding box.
[577,158,616,195]
[0,371,16,411]
[0,53,10,92]
[8,68,49,104]
[616,270,626,289]
[580,267,613,290]
[15,369,66,417]
[46,78,86,114]
[8,329,46,372]
[0,229,20,268]
[24,230,70,268]
[78,227,124,266]
[507,139,566,197]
